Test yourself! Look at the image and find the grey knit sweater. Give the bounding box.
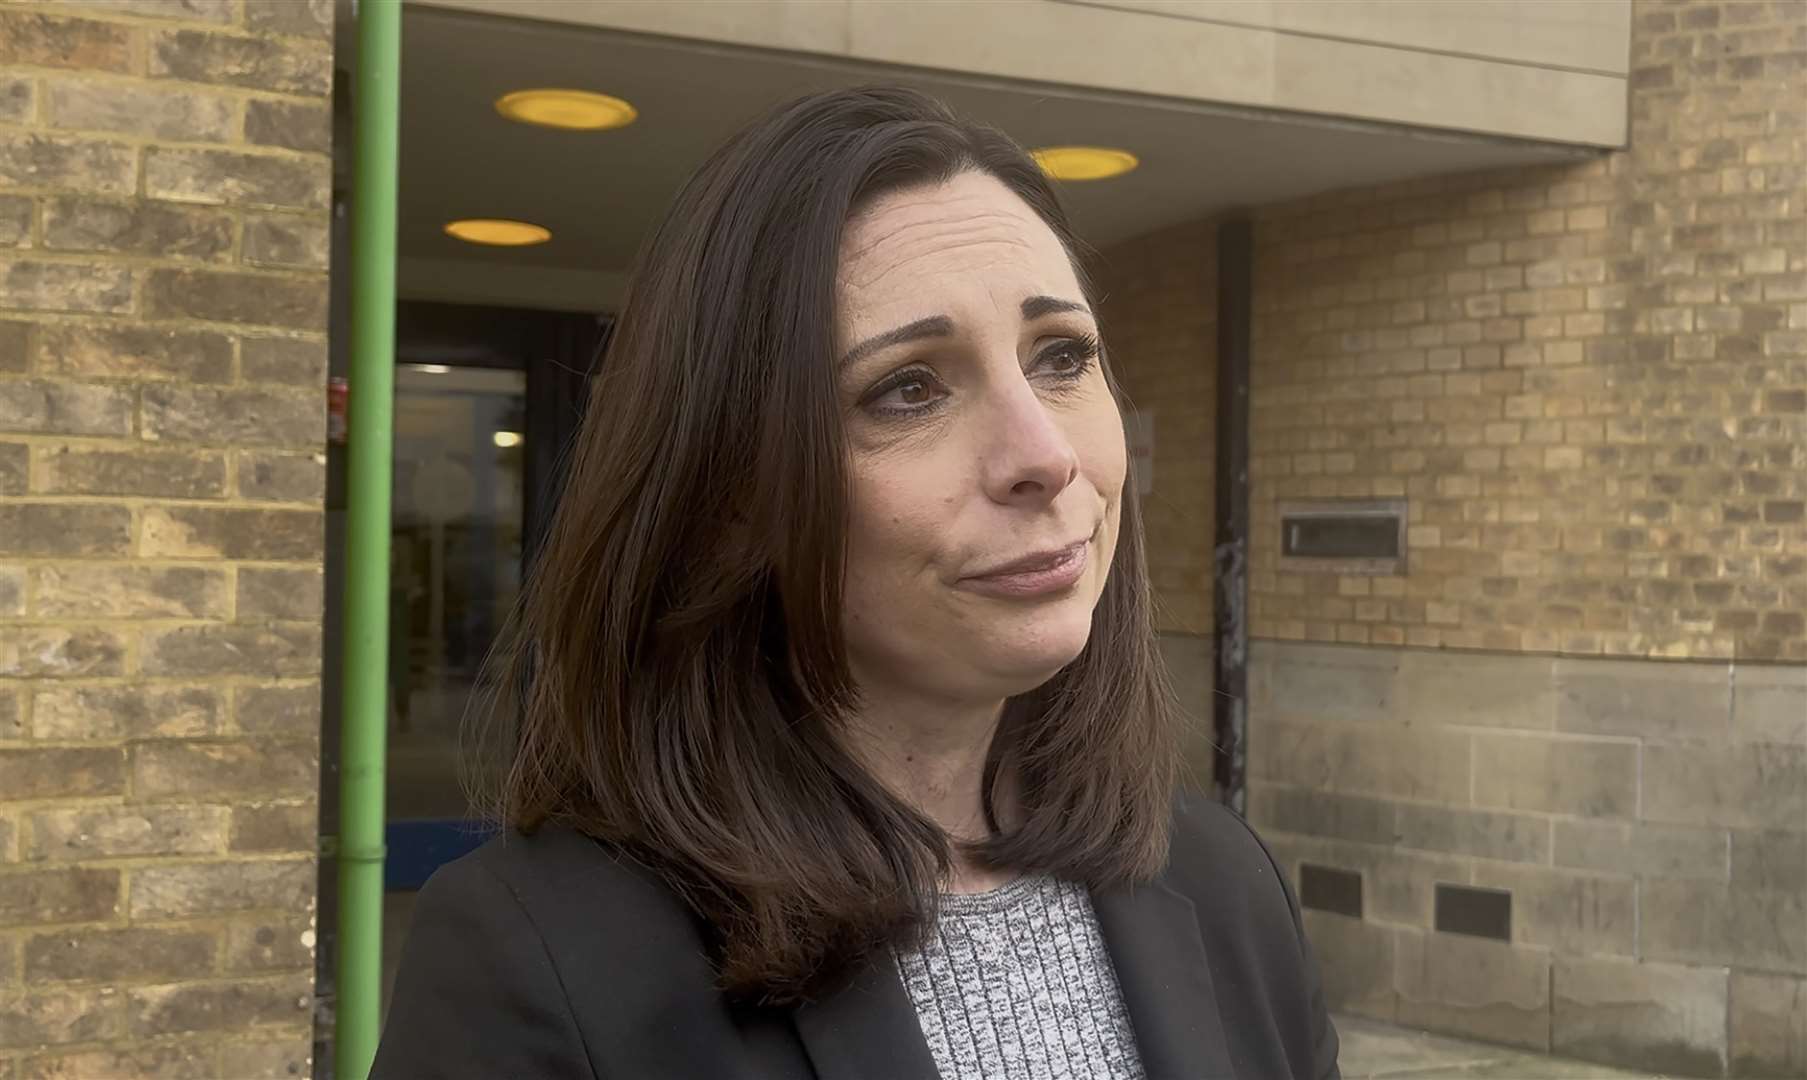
[895,875,1147,1080]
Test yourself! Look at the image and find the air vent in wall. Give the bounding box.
[1278,499,1408,574]
[1435,883,1512,942]
[1298,863,1363,918]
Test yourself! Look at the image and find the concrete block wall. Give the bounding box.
[0,1,332,1075]
[1252,641,1806,1077]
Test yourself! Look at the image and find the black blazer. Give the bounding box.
[372,796,1340,1079]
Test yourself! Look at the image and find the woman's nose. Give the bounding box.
[980,381,1081,507]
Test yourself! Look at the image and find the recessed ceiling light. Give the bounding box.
[444,219,551,246]
[495,89,637,131]
[1031,146,1139,181]
[493,431,523,448]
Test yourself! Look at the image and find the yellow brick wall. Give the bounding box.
[0,1,331,1074]
[1247,0,1806,662]
[1094,220,1218,638]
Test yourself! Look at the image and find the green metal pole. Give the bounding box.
[338,0,399,1076]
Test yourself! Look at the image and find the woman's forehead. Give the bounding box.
[838,174,1077,306]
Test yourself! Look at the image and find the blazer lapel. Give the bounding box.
[1093,879,1237,1080]
[792,949,940,1080]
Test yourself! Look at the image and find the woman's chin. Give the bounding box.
[971,616,1096,692]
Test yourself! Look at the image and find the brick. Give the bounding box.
[0,564,21,616]
[0,133,136,195]
[150,29,329,95]
[32,444,226,498]
[245,0,333,38]
[144,267,329,329]
[1555,655,1731,740]
[228,801,316,852]
[1554,957,1728,1077]
[33,684,225,740]
[13,1041,216,1080]
[1644,742,1807,829]
[79,0,235,21]
[142,623,320,678]
[1554,819,1728,879]
[0,988,126,1047]
[38,323,233,382]
[1735,664,1807,744]
[218,1035,314,1079]
[0,259,132,314]
[1395,803,1548,863]
[143,383,325,446]
[0,626,128,677]
[237,450,325,501]
[234,683,319,735]
[132,739,315,799]
[144,148,329,211]
[223,914,312,972]
[0,441,24,492]
[243,213,329,269]
[0,747,124,799]
[238,567,323,620]
[0,193,31,247]
[0,503,132,556]
[1471,734,1636,817]
[1470,862,1636,956]
[1394,929,1550,1051]
[25,927,215,984]
[245,97,331,155]
[29,805,227,863]
[0,74,34,124]
[241,335,327,386]
[46,75,234,142]
[0,379,134,436]
[127,974,311,1037]
[0,319,27,372]
[44,196,233,260]
[141,505,321,560]
[127,859,313,919]
[1731,971,1807,1080]
[32,564,229,618]
[0,868,119,923]
[0,11,134,72]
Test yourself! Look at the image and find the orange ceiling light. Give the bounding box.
[444,219,551,246]
[495,88,638,131]
[1031,146,1139,181]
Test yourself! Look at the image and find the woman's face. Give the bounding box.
[834,170,1126,707]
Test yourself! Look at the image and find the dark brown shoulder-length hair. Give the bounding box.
[481,85,1181,1003]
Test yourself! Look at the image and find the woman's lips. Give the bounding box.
[959,540,1089,599]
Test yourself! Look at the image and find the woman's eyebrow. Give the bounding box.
[839,315,954,370]
[1021,295,1089,320]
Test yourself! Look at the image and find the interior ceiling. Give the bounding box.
[399,6,1596,285]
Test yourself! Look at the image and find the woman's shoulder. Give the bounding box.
[421,823,704,948]
[1164,791,1306,933]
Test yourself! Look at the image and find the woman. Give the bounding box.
[373,86,1340,1080]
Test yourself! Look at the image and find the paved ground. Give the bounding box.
[1336,1014,1671,1079]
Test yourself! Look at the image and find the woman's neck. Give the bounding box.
[843,691,1016,894]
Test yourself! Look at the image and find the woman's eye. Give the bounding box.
[894,378,934,405]
[1036,334,1101,379]
[864,369,947,414]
